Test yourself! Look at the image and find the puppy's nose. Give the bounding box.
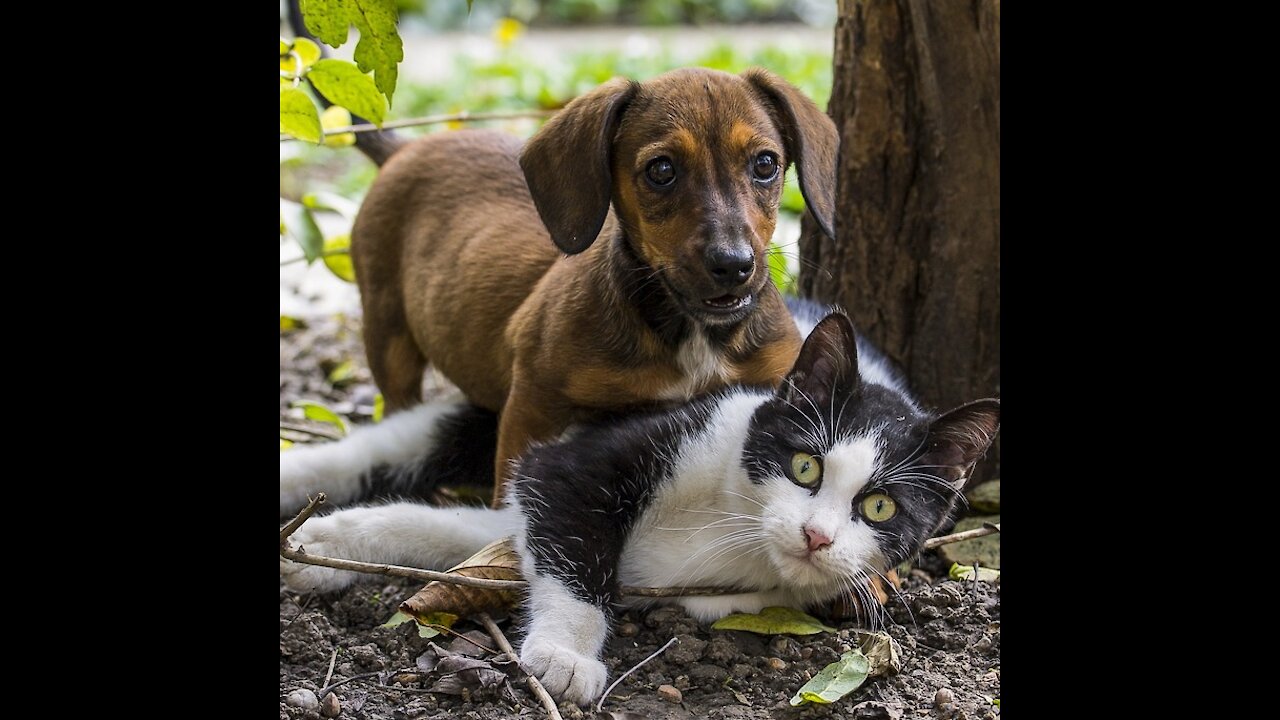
[704,245,754,288]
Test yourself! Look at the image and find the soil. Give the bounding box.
[279,315,1001,720]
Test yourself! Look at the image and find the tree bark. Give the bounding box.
[801,0,1000,479]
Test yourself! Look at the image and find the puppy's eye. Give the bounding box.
[861,493,897,522]
[752,152,779,182]
[646,157,676,187]
[790,452,821,487]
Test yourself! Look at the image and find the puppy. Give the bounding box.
[339,67,837,503]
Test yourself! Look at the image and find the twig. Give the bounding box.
[596,636,680,713]
[281,493,326,547]
[922,522,1001,550]
[477,612,563,720]
[280,422,343,441]
[280,109,558,142]
[323,647,338,689]
[282,545,529,590]
[317,671,382,699]
[281,249,351,267]
[619,584,740,597]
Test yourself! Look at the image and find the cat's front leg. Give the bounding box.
[519,575,610,706]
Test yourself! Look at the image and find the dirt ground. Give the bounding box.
[279,315,1001,720]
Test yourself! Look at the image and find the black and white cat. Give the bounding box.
[280,305,1000,705]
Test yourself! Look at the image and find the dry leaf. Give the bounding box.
[399,537,524,621]
[852,630,901,677]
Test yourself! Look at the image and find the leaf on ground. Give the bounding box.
[292,400,349,435]
[400,537,523,621]
[280,87,323,143]
[789,649,870,706]
[281,199,323,262]
[948,562,1000,582]
[280,439,294,451]
[382,610,457,638]
[852,630,901,677]
[327,358,357,386]
[424,651,511,695]
[711,606,836,636]
[307,58,387,125]
[322,234,356,282]
[280,314,308,332]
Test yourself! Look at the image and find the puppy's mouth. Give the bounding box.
[702,294,752,313]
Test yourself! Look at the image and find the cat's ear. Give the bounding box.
[918,399,1000,490]
[778,311,859,409]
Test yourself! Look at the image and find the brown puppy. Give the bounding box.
[350,67,837,501]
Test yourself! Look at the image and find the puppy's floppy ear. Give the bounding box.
[742,68,838,241]
[519,77,639,255]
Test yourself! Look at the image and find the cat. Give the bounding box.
[280,304,1000,705]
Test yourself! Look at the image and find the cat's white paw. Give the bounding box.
[280,522,360,594]
[521,637,608,706]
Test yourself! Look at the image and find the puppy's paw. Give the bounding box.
[280,521,360,594]
[521,637,607,706]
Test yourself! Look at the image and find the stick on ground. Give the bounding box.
[477,612,563,720]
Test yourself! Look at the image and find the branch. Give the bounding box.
[280,422,343,441]
[281,493,326,547]
[922,522,1001,550]
[478,612,563,720]
[279,109,558,142]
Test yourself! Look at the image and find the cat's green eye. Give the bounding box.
[790,452,822,487]
[861,493,897,522]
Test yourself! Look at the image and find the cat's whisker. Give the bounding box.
[661,528,763,583]
[719,489,766,509]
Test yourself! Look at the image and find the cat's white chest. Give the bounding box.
[660,331,731,401]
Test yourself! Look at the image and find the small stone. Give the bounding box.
[320,693,341,718]
[935,688,955,706]
[658,684,683,703]
[617,622,640,638]
[765,657,787,672]
[674,674,690,690]
[286,688,319,711]
[973,635,994,654]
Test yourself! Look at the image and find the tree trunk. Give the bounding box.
[801,0,1000,479]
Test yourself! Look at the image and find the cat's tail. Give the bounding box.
[280,400,497,518]
[284,0,406,165]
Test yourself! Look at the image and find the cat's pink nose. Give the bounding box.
[804,527,832,552]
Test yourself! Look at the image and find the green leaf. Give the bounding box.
[948,562,1000,582]
[711,606,836,636]
[294,37,322,68]
[327,359,356,385]
[292,400,349,435]
[349,0,402,103]
[382,610,458,638]
[299,0,351,47]
[280,314,308,332]
[307,58,387,125]
[767,242,793,295]
[319,106,357,148]
[280,88,323,143]
[789,650,869,706]
[373,393,385,423]
[322,234,356,282]
[302,190,359,219]
[280,439,294,451]
[280,38,290,56]
[280,199,324,263]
